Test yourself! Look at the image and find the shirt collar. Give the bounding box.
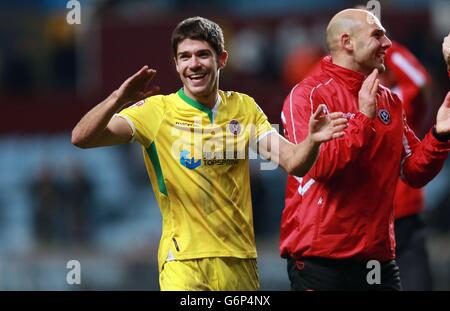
[321,56,366,93]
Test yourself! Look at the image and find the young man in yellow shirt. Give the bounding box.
[72,16,348,290]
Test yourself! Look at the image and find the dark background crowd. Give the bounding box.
[0,0,449,290]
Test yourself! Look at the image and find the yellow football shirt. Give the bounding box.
[117,88,274,272]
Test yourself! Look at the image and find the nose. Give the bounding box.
[382,35,392,50]
[189,55,202,69]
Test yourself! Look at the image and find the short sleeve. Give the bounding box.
[116,96,165,147]
[252,100,275,142]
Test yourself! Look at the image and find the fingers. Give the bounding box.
[141,68,157,80]
[146,68,157,78]
[370,68,379,78]
[131,67,157,95]
[368,68,377,78]
[444,34,450,49]
[333,124,348,132]
[328,119,348,139]
[362,70,374,87]
[313,106,346,121]
[142,68,157,84]
[332,132,345,139]
[328,111,344,120]
[312,104,325,119]
[370,78,379,97]
[443,91,450,108]
[143,85,161,98]
[330,117,348,127]
[132,66,157,81]
[363,68,378,90]
[313,110,348,127]
[132,65,149,78]
[444,35,450,64]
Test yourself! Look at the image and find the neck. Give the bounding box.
[183,78,219,109]
[331,53,367,75]
[194,92,218,109]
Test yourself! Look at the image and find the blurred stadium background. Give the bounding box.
[0,0,449,290]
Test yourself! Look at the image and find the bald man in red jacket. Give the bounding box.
[280,10,450,290]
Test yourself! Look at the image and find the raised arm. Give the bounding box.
[443,34,450,75]
[258,105,348,176]
[400,91,450,188]
[71,66,159,148]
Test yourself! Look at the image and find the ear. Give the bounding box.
[217,50,228,69]
[174,57,180,72]
[341,33,354,52]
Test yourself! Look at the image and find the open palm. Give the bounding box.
[436,92,450,136]
[309,105,348,143]
[116,66,160,105]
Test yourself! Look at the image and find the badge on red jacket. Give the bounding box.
[378,109,391,125]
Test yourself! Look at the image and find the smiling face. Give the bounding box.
[351,15,392,74]
[174,38,228,106]
[327,9,393,75]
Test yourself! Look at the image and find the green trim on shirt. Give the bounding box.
[146,142,168,196]
[177,88,213,122]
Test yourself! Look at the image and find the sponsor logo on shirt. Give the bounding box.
[175,121,201,129]
[378,109,391,125]
[180,150,201,170]
[202,158,240,166]
[203,151,241,166]
[179,150,242,169]
[343,112,356,119]
[132,100,144,107]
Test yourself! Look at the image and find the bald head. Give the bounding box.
[325,9,391,74]
[326,9,381,53]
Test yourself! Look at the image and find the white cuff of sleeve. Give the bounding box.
[257,128,276,142]
[114,113,136,143]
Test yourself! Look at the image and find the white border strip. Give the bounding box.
[114,113,136,142]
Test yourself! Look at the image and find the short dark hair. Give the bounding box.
[171,17,225,57]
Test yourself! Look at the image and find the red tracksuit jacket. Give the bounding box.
[385,41,431,219]
[280,56,449,261]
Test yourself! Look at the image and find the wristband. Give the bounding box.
[432,125,450,142]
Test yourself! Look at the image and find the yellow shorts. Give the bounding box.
[159,257,260,291]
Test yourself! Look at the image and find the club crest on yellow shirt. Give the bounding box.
[228,120,241,135]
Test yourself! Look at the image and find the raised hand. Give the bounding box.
[436,91,450,137]
[308,105,348,143]
[443,34,450,67]
[358,68,379,119]
[116,66,160,106]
